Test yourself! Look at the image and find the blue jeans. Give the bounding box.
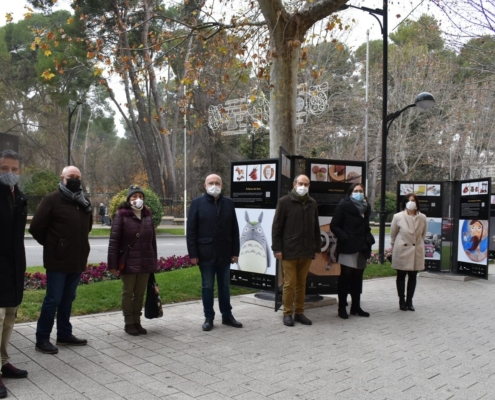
[36,271,81,343]
[199,263,232,319]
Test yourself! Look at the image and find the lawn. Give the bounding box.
[20,262,396,323]
[26,227,185,237]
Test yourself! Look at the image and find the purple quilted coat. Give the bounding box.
[107,206,157,274]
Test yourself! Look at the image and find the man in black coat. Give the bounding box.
[0,150,28,398]
[186,174,242,331]
[29,166,92,355]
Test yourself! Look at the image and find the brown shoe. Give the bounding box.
[124,324,139,336]
[134,323,147,334]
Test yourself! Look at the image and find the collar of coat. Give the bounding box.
[205,192,223,202]
[118,207,151,217]
[340,195,369,217]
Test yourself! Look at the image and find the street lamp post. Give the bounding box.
[338,2,388,263]
[67,101,83,165]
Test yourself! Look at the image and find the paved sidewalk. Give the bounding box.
[6,273,495,400]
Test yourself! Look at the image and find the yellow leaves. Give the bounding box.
[93,67,104,76]
[249,95,256,102]
[5,13,13,23]
[336,44,343,51]
[41,69,56,81]
[44,50,52,57]
[326,21,335,31]
[24,13,32,19]
[67,17,73,25]
[46,31,56,41]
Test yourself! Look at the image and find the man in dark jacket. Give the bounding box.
[272,174,320,327]
[98,203,106,225]
[187,174,242,331]
[0,150,28,398]
[29,166,92,354]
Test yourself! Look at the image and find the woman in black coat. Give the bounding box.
[330,183,375,319]
[108,185,157,336]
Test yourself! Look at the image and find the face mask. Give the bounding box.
[65,178,81,193]
[0,172,20,187]
[406,201,417,211]
[352,192,364,201]
[206,184,221,197]
[131,198,144,209]
[295,186,309,196]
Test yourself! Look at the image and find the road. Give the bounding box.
[25,234,390,267]
[25,236,188,267]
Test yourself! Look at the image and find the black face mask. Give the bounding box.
[66,178,81,193]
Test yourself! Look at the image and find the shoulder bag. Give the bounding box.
[145,273,163,319]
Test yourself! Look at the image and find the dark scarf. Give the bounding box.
[350,196,367,215]
[291,188,309,204]
[59,182,92,212]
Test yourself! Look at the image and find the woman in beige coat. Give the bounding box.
[390,194,427,311]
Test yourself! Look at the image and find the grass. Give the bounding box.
[20,262,397,323]
[370,227,391,235]
[18,266,255,323]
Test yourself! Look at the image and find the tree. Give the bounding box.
[23,170,59,196]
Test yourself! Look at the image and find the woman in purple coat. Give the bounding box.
[108,185,157,336]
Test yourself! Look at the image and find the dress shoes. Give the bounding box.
[283,315,294,326]
[338,307,349,320]
[56,335,88,346]
[0,378,7,399]
[1,363,28,379]
[406,299,415,311]
[350,307,370,317]
[202,318,214,331]
[35,341,59,354]
[222,315,243,328]
[294,313,312,325]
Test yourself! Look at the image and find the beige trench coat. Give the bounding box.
[390,210,427,271]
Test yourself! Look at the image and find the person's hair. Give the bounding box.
[293,174,309,183]
[204,174,222,184]
[402,193,419,210]
[0,149,21,163]
[347,183,365,195]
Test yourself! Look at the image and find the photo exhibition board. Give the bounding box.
[397,181,443,271]
[455,178,491,279]
[230,159,279,290]
[490,195,495,259]
[306,159,367,294]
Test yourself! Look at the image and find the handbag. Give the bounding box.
[145,273,163,319]
[117,220,144,271]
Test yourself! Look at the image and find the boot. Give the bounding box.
[134,323,147,334]
[406,277,417,311]
[125,324,139,336]
[338,271,350,319]
[396,279,407,311]
[350,279,370,317]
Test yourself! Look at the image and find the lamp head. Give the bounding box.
[414,92,435,110]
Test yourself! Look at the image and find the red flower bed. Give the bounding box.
[24,255,194,290]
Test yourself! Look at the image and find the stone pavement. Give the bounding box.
[6,272,495,400]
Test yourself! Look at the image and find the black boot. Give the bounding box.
[338,295,349,320]
[396,279,407,311]
[406,277,417,311]
[350,276,369,317]
[338,271,350,320]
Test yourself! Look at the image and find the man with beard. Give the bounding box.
[29,166,92,354]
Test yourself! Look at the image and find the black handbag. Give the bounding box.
[145,273,163,319]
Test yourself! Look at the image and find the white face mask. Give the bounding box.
[207,184,221,197]
[406,201,417,211]
[131,198,144,209]
[295,186,309,196]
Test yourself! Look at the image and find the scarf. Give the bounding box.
[291,188,309,203]
[59,182,92,212]
[350,196,367,215]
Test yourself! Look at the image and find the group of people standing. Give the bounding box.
[0,152,427,398]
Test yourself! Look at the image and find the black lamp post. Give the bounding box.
[68,101,83,165]
[338,2,388,263]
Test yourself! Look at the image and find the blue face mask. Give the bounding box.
[352,192,364,201]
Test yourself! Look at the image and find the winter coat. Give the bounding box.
[186,193,240,267]
[29,189,93,273]
[0,184,27,307]
[330,196,375,259]
[107,206,158,274]
[271,190,320,260]
[390,210,427,271]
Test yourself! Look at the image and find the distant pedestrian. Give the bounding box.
[99,203,106,225]
[272,174,320,327]
[390,194,427,311]
[29,166,92,354]
[186,174,242,331]
[107,185,157,336]
[331,183,375,319]
[0,150,28,398]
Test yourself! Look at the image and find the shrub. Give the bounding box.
[374,191,397,222]
[23,170,59,196]
[367,248,393,264]
[109,186,163,227]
